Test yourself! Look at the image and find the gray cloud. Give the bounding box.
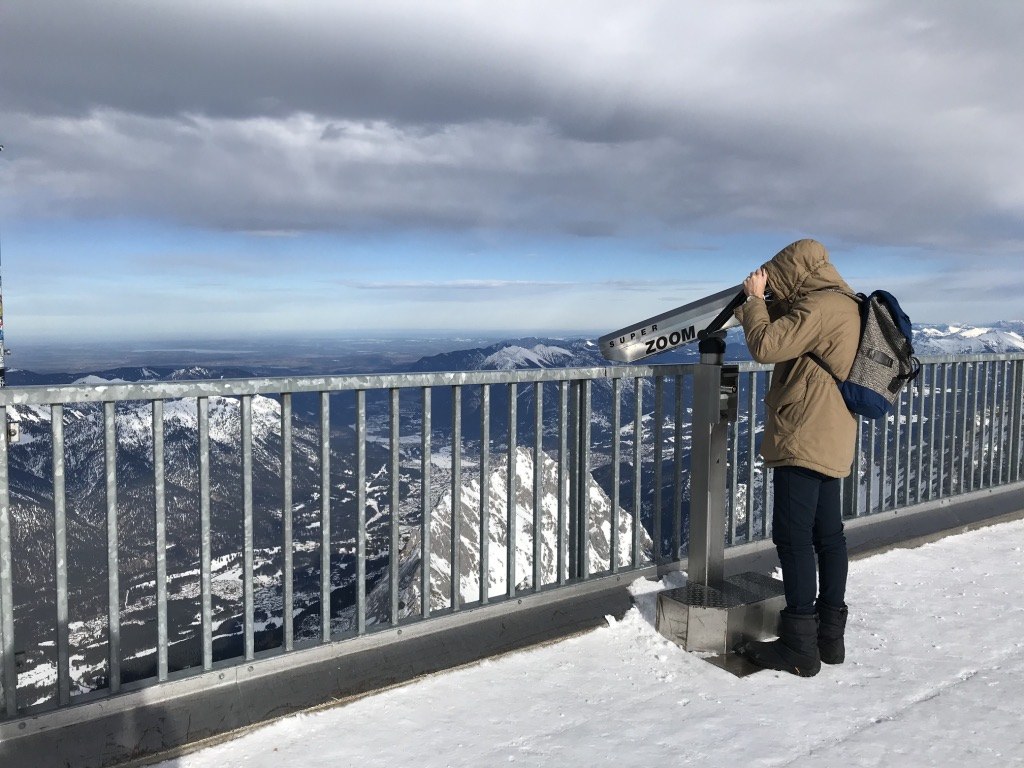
[3,1,1024,253]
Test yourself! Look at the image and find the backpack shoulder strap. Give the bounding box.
[808,351,843,384]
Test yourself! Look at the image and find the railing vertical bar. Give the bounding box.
[104,401,121,693]
[728,403,739,544]
[901,387,911,507]
[281,393,294,652]
[852,416,863,517]
[927,364,938,500]
[632,379,643,568]
[915,371,924,503]
[989,362,1000,488]
[558,382,568,584]
[949,362,959,496]
[1015,360,1024,482]
[153,400,168,681]
[866,412,877,514]
[672,376,683,560]
[967,362,977,491]
[480,384,491,605]
[198,397,213,671]
[421,388,432,619]
[319,393,331,641]
[970,363,981,491]
[451,386,462,611]
[610,378,621,573]
[507,383,517,598]
[880,400,890,511]
[653,377,664,563]
[568,383,579,580]
[52,405,70,706]
[242,395,255,659]
[579,380,591,579]
[533,382,543,590]
[746,372,756,530]
[0,406,14,717]
[958,363,969,494]
[1007,361,1017,482]
[999,361,1009,486]
[962,364,970,495]
[762,374,772,538]
[981,362,991,488]
[356,390,367,633]
[938,364,948,498]
[990,361,1000,486]
[389,388,400,625]
[1011,361,1024,483]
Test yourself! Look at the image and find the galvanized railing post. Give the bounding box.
[242,395,255,659]
[506,382,517,597]
[479,384,490,603]
[356,390,367,631]
[282,393,294,651]
[104,401,121,694]
[153,400,168,681]
[610,378,621,572]
[420,388,432,618]
[1012,360,1024,482]
[0,405,16,716]
[652,377,664,563]
[577,380,591,580]
[632,378,643,568]
[318,392,330,642]
[533,382,544,588]
[567,382,579,579]
[557,381,568,584]
[198,397,213,670]
[52,404,70,706]
[450,386,462,611]
[389,388,400,623]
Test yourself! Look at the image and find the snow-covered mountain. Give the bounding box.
[361,447,652,622]
[912,322,1024,355]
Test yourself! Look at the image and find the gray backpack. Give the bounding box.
[810,290,920,419]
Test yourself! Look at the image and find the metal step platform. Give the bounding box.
[655,571,785,655]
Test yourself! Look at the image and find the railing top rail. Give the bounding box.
[732,352,1024,372]
[1,352,1020,406]
[0,363,700,406]
[913,352,1024,365]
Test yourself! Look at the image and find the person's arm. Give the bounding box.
[735,267,823,362]
[737,300,822,363]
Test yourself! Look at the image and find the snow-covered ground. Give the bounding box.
[158,518,1024,768]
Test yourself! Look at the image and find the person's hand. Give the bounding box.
[743,267,768,299]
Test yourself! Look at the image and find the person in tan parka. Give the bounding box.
[733,239,860,677]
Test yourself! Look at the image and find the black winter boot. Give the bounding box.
[736,610,821,677]
[817,603,848,665]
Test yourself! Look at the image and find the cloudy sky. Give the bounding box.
[2,1,1023,343]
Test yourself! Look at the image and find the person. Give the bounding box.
[733,238,860,677]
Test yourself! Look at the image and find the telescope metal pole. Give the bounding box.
[687,333,729,589]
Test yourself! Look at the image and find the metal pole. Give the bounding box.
[688,337,728,588]
[0,405,16,716]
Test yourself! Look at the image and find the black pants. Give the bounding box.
[772,466,848,615]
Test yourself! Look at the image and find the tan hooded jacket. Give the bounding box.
[734,239,860,478]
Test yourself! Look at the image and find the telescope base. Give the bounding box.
[655,572,786,662]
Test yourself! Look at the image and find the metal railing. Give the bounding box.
[0,354,1021,721]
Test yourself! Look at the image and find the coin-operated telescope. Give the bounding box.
[598,285,746,363]
[599,283,788,671]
